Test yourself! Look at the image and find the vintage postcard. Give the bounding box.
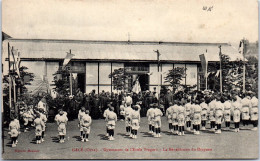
[1,0,259,159]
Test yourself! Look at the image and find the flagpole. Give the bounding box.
[154,50,161,104]
[70,72,73,96]
[11,47,17,110]
[205,62,208,90]
[242,39,246,93]
[205,49,208,90]
[8,43,12,111]
[69,49,73,96]
[219,45,223,95]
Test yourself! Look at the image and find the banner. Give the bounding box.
[199,53,208,77]
[62,51,75,69]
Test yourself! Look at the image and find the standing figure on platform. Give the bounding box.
[105,106,117,141]
[81,110,92,142]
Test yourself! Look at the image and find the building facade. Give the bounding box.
[2,39,242,94]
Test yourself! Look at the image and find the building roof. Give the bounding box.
[2,38,243,63]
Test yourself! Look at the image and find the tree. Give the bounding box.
[109,68,128,91]
[2,65,34,123]
[207,53,258,94]
[52,67,71,97]
[164,67,186,92]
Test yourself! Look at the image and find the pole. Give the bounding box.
[219,45,222,94]
[242,39,246,93]
[70,72,73,96]
[8,43,12,112]
[154,50,161,106]
[205,60,208,90]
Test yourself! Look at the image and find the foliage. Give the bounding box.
[207,54,258,94]
[52,68,71,97]
[109,68,128,91]
[2,66,35,97]
[164,67,186,92]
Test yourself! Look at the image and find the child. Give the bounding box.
[78,107,86,139]
[39,108,47,142]
[214,97,224,134]
[124,102,133,136]
[232,97,241,132]
[171,100,179,135]
[223,97,232,130]
[81,110,92,142]
[250,95,258,131]
[153,103,163,137]
[185,99,192,131]
[8,115,20,147]
[241,95,251,129]
[200,98,208,130]
[106,106,117,141]
[131,105,141,139]
[56,110,68,143]
[22,108,30,132]
[166,102,173,133]
[146,104,155,134]
[103,105,110,136]
[208,97,217,132]
[33,113,45,144]
[177,101,185,136]
[119,101,125,121]
[193,101,202,135]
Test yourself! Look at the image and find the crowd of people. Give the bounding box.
[8,88,258,147]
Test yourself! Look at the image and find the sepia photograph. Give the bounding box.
[1,0,259,159]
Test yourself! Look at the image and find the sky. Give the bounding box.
[2,0,259,44]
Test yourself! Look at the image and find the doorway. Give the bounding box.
[138,74,149,91]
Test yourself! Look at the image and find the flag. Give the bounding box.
[72,73,78,79]
[10,47,21,77]
[62,51,75,69]
[238,40,244,55]
[215,70,220,77]
[147,72,153,76]
[199,53,208,77]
